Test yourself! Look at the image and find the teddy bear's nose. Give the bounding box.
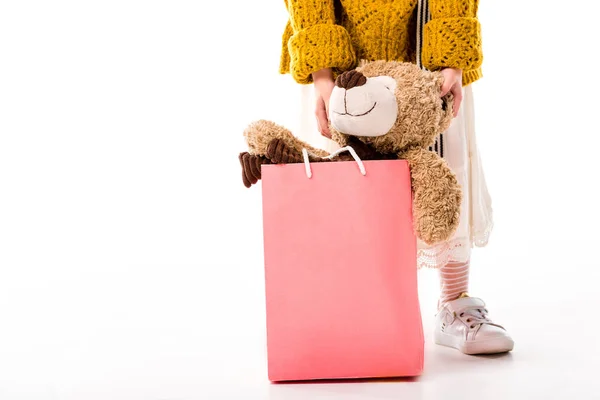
[335,70,367,90]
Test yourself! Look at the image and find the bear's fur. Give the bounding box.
[238,60,462,245]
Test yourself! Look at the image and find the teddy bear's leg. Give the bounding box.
[244,119,329,159]
[402,147,462,245]
[266,138,305,164]
[238,151,271,188]
[265,138,337,164]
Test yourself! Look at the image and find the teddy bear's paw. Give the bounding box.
[238,152,270,188]
[266,138,303,164]
[415,209,461,245]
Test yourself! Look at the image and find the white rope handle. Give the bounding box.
[301,148,312,178]
[301,146,367,179]
[326,146,367,175]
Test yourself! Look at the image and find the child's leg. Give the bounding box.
[438,260,470,306]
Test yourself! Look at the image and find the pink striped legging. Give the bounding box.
[438,260,470,306]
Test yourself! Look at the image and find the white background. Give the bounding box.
[1,1,599,399]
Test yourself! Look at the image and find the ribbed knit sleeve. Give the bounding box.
[421,0,483,85]
[281,0,357,84]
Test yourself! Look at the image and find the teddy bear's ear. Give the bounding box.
[369,75,397,93]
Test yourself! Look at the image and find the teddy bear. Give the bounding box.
[238,60,462,245]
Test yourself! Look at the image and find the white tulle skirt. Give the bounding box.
[292,83,494,269]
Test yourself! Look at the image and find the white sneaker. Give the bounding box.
[434,294,514,355]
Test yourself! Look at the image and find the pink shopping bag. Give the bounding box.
[261,152,424,382]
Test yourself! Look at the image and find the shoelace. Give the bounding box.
[457,307,492,330]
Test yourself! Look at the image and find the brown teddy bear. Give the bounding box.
[238,60,462,245]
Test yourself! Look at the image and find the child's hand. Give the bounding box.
[440,67,463,118]
[312,68,336,138]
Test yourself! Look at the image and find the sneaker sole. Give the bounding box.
[434,330,514,355]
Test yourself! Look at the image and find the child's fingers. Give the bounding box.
[440,78,452,97]
[440,68,460,98]
[452,84,463,117]
[315,97,331,138]
[440,85,449,97]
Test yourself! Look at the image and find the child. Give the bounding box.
[278,0,514,355]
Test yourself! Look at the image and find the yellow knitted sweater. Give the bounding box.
[279,0,483,86]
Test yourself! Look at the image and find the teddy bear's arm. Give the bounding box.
[240,119,333,188]
[244,119,329,159]
[402,147,462,245]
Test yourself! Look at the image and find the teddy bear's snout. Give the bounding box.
[335,70,367,90]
